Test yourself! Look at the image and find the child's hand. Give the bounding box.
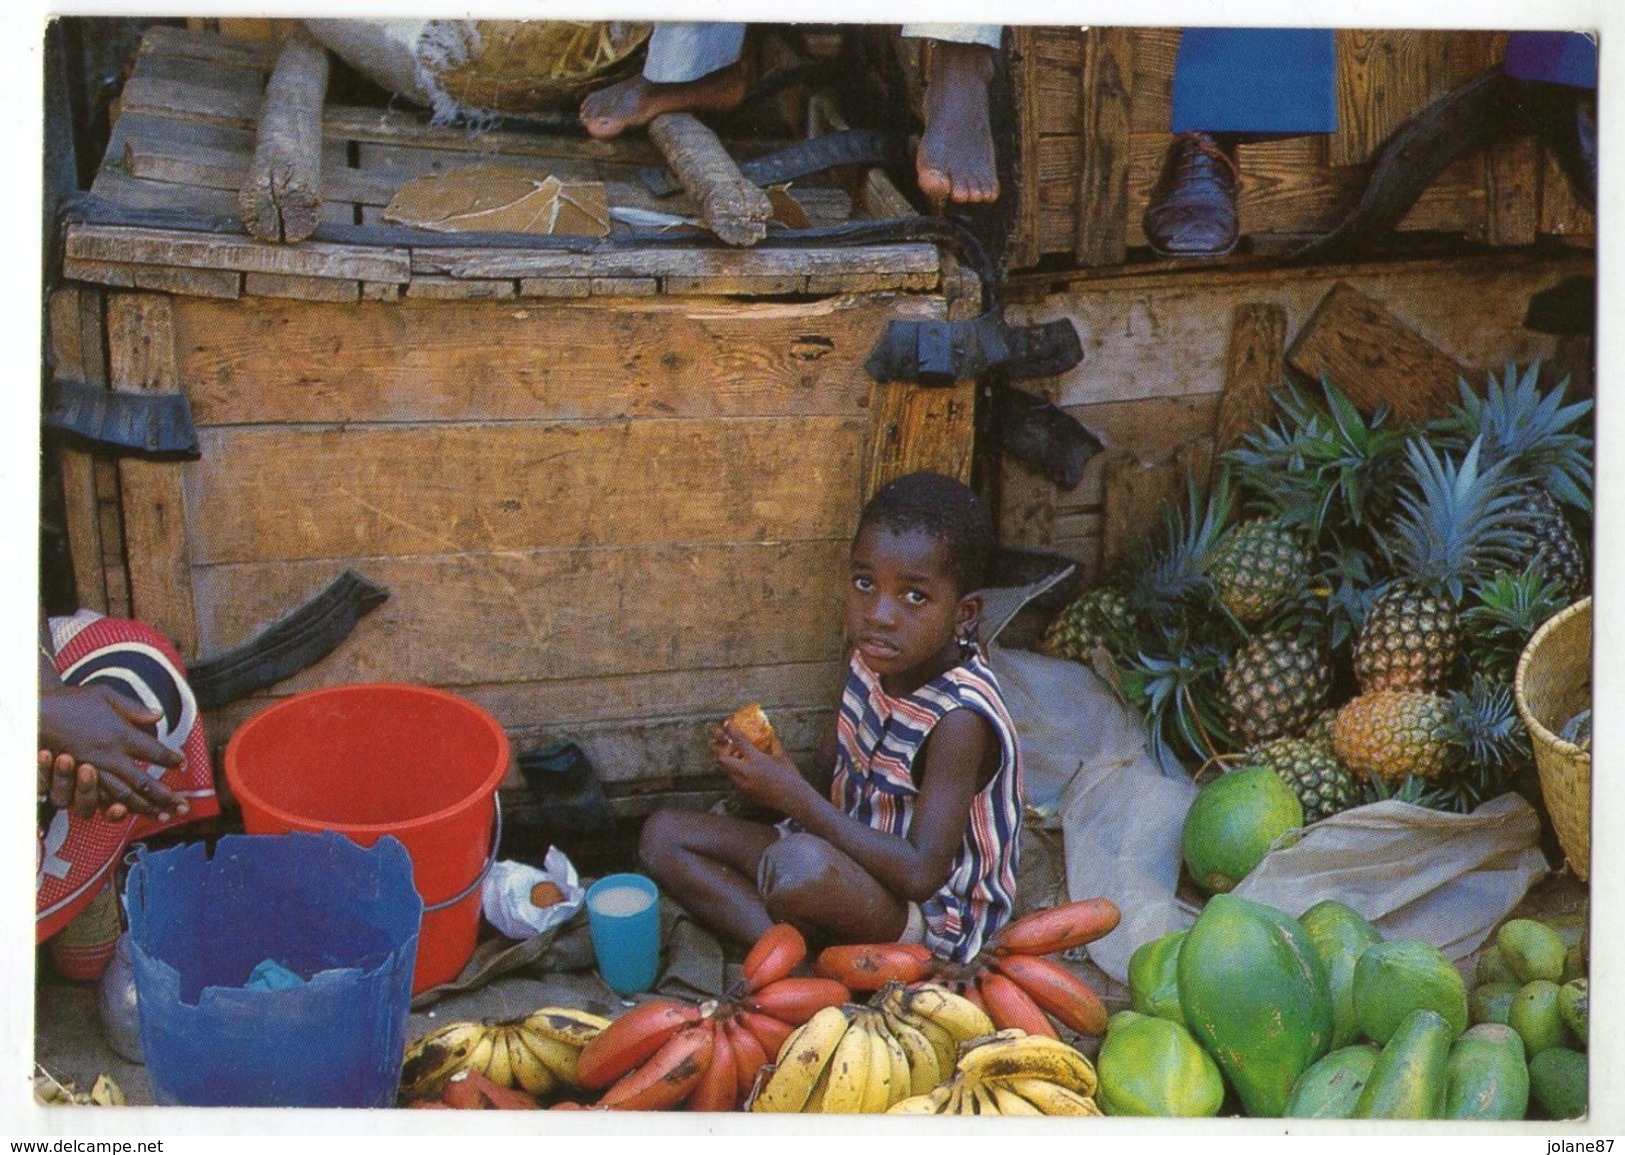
[714,721,814,814]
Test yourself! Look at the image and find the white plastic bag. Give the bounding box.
[480,847,585,940]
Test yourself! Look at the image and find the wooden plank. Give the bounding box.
[1538,145,1596,240]
[115,75,261,130]
[405,276,517,300]
[70,258,246,299]
[858,168,917,221]
[67,223,411,283]
[589,278,658,296]
[47,288,108,611]
[107,294,199,657]
[169,292,942,424]
[410,242,942,283]
[139,23,278,69]
[127,49,269,96]
[862,380,976,500]
[1127,28,1181,134]
[664,274,805,296]
[89,167,244,219]
[1487,136,1541,247]
[1029,27,1087,136]
[806,272,938,295]
[360,282,402,301]
[1100,440,1210,572]
[1009,25,1049,268]
[243,271,360,302]
[518,277,592,299]
[326,104,666,166]
[1285,282,1466,425]
[190,541,850,685]
[1331,31,1452,167]
[1212,303,1288,458]
[1007,251,1585,413]
[1075,28,1133,267]
[185,417,870,565]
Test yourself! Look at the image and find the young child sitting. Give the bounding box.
[639,471,1022,963]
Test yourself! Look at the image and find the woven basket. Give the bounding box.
[1513,597,1591,880]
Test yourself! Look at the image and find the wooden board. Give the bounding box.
[1213,303,1289,458]
[166,293,941,425]
[1285,281,1466,424]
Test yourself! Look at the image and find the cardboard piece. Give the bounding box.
[383,165,611,236]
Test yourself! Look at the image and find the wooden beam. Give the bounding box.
[239,26,330,243]
[47,288,108,612]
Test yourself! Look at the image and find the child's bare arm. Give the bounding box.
[717,708,993,903]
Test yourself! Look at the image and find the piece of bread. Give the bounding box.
[727,702,778,754]
[530,880,565,909]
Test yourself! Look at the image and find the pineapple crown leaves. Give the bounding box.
[1446,675,1531,774]
[1131,469,1230,609]
[1224,376,1414,540]
[1378,437,1532,602]
[1460,567,1572,679]
[1119,648,1234,776]
[1433,361,1594,513]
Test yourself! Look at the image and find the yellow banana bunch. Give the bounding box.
[885,1028,1104,1115]
[749,1005,920,1113]
[872,980,995,1080]
[399,1007,611,1102]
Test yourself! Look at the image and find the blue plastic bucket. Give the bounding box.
[124,831,422,1107]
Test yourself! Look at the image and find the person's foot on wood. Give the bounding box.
[915,40,1000,206]
[579,62,747,139]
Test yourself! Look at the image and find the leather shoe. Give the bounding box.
[1142,132,1240,257]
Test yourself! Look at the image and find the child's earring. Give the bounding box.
[956,627,977,659]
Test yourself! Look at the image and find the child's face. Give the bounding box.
[846,524,976,692]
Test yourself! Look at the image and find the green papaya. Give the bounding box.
[1470,981,1521,1026]
[1558,978,1588,1047]
[1096,1010,1225,1117]
[1180,767,1303,894]
[1351,938,1468,1044]
[1352,1007,1454,1120]
[1508,979,1566,1057]
[1284,1044,1379,1119]
[1444,1023,1529,1121]
[1127,930,1187,1027]
[1528,1046,1588,1120]
[1300,900,1382,1050]
[1177,894,1333,1118]
[1497,918,1567,984]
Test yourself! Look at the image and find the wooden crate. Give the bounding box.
[51,25,980,818]
[992,247,1596,582]
[1008,27,1597,269]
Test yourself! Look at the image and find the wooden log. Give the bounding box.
[1212,303,1288,460]
[646,112,773,248]
[1285,282,1465,425]
[239,26,330,242]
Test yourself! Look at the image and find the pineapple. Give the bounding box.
[1221,632,1332,746]
[1431,362,1592,600]
[1333,690,1454,782]
[1246,736,1361,822]
[1334,677,1529,798]
[1041,586,1136,664]
[1205,518,1310,626]
[1353,438,1527,693]
[1460,567,1570,681]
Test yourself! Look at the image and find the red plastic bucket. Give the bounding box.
[223,684,509,994]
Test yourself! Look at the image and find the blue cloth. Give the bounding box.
[1504,31,1597,89]
[1170,28,1338,136]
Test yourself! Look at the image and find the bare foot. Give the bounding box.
[579,63,747,139]
[916,41,999,205]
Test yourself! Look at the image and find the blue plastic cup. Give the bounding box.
[585,872,661,996]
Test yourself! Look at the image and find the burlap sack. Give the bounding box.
[304,19,652,122]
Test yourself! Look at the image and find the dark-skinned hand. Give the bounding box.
[37,682,187,820]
